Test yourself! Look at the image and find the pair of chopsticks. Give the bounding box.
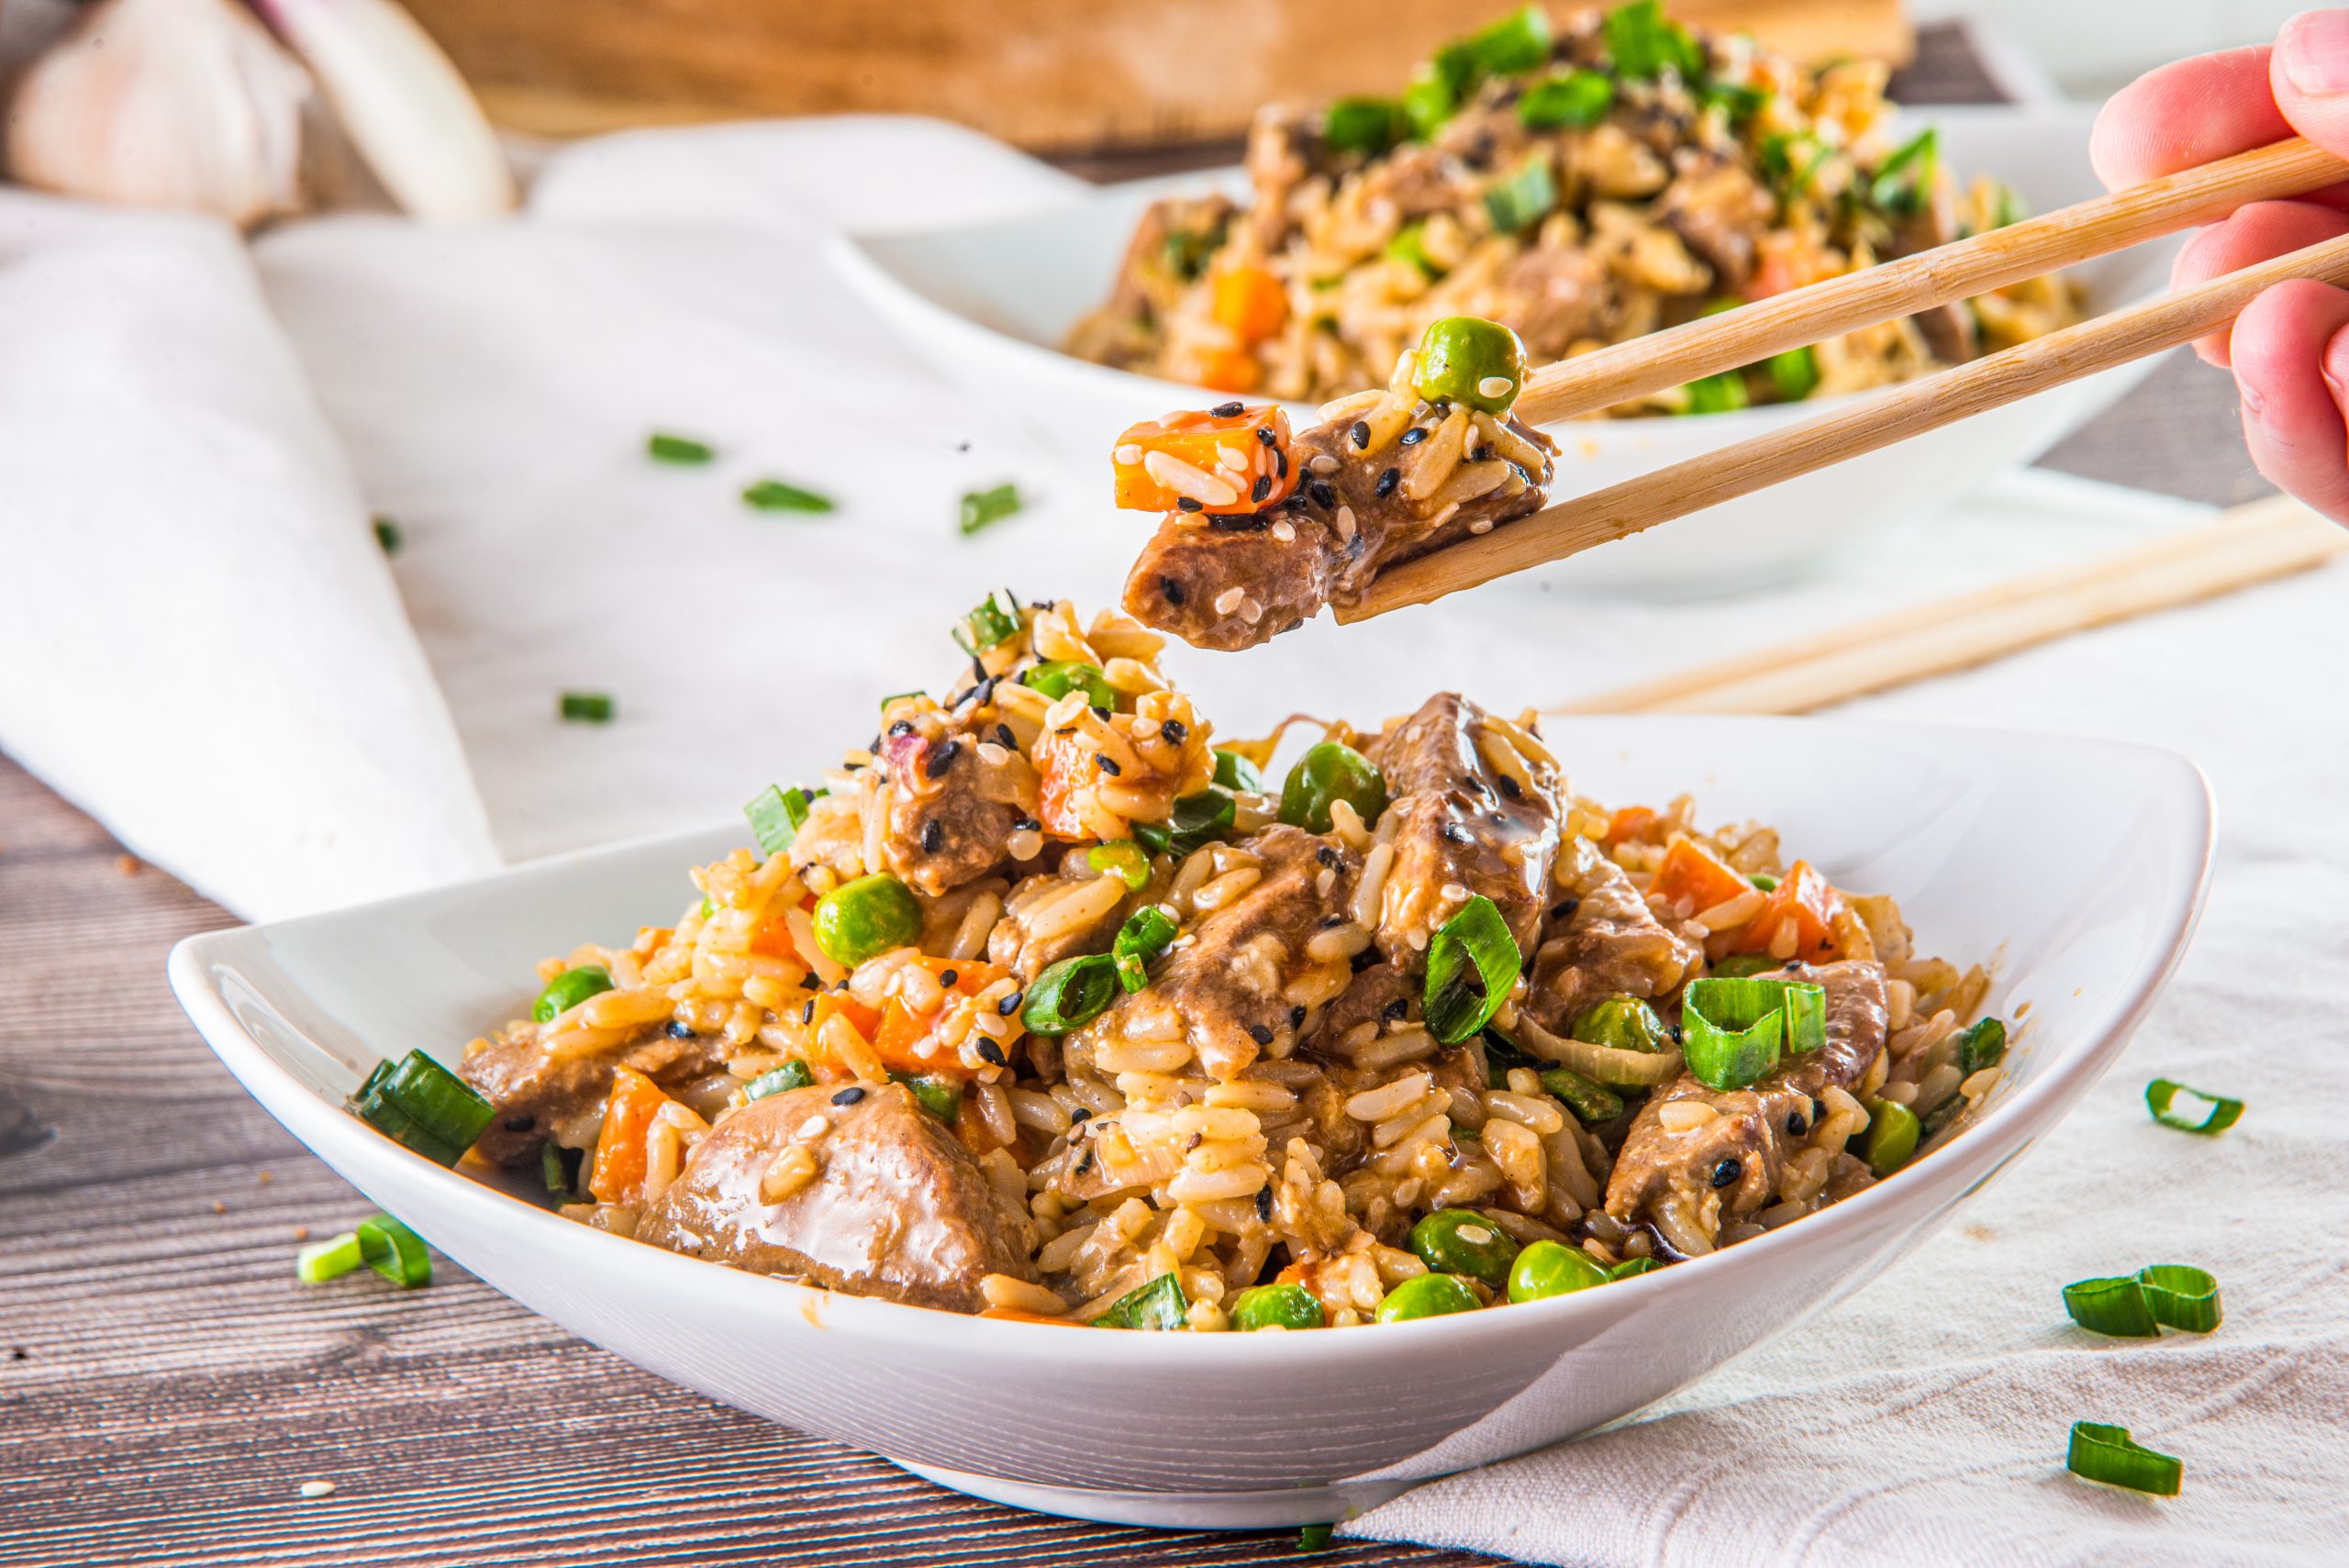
[1336,136,2349,621]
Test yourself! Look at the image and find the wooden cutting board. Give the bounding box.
[404,0,1910,150]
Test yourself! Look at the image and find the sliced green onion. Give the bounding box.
[1765,346,1820,402]
[1869,128,1940,215]
[1958,1017,2008,1074]
[891,1071,963,1124]
[1113,906,1178,993]
[1400,69,1458,140]
[741,478,835,514]
[296,1232,363,1284]
[1323,95,1406,155]
[2137,1263,2223,1333]
[958,482,1022,536]
[953,589,1023,656]
[1759,131,1833,198]
[1093,1271,1188,1329]
[1679,976,1824,1091]
[1700,81,1767,124]
[1709,953,1782,978]
[1991,182,2028,228]
[2062,1275,2160,1338]
[1518,69,1613,130]
[346,1051,495,1166]
[540,1140,583,1202]
[1481,1026,1536,1083]
[1087,840,1151,891]
[878,690,925,713]
[2066,1422,2181,1496]
[1609,1256,1663,1280]
[1860,1097,1920,1176]
[1462,5,1551,76]
[1212,748,1264,792]
[2145,1079,2242,1135]
[1131,787,1236,857]
[1020,660,1117,710]
[1023,953,1121,1037]
[1682,371,1748,415]
[1423,895,1522,1044]
[558,691,614,724]
[1483,156,1557,235]
[647,431,714,464]
[1384,222,1439,279]
[1297,1523,1335,1553]
[372,516,401,555]
[1604,0,1703,78]
[744,784,816,857]
[1538,1065,1623,1124]
[744,1060,814,1099]
[357,1214,431,1288]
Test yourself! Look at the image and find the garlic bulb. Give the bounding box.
[5,0,311,229]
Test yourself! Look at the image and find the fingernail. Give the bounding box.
[2282,8,2349,95]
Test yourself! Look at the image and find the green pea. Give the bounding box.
[812,873,923,967]
[1374,1272,1485,1323]
[1710,953,1784,978]
[1212,748,1264,793]
[1022,660,1118,711]
[1230,1282,1325,1331]
[1682,371,1749,415]
[1279,741,1387,833]
[1569,996,1668,1055]
[1506,1240,1611,1303]
[532,964,613,1023]
[1414,316,1528,414]
[1860,1098,1920,1177]
[1408,1208,1520,1288]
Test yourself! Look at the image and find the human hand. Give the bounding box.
[2091,9,2349,520]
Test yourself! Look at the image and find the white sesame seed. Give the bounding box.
[1308,453,1341,475]
[1271,520,1296,542]
[795,1114,829,1140]
[976,741,1010,765]
[299,1481,336,1499]
[1239,595,1264,624]
[1213,586,1246,616]
[1478,375,1514,399]
[1333,506,1357,544]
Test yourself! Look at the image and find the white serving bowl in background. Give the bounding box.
[830,104,2174,594]
[170,716,2210,1531]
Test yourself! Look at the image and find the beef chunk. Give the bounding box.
[879,715,1026,896]
[1521,836,1701,1034]
[462,1023,726,1168]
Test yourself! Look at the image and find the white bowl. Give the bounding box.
[829,104,2174,593]
[169,715,2210,1531]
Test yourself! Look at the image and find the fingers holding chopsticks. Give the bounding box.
[2227,279,2349,522]
[2175,201,2349,366]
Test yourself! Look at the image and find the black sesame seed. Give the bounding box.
[1550,898,1580,922]
[1208,512,1270,532]
[1162,718,1188,744]
[997,989,1025,1016]
[976,1039,1008,1067]
[799,973,822,991]
[938,969,958,986]
[1074,1149,1095,1177]
[1709,1157,1742,1189]
[1275,449,1288,478]
[1211,400,1245,417]
[1012,816,1041,832]
[888,718,916,738]
[1247,1023,1275,1046]
[996,723,1018,750]
[1383,997,1408,1022]
[1290,1005,1307,1028]
[1375,467,1401,498]
[1497,773,1522,799]
[1352,948,1383,973]
[1090,705,1112,719]
[1309,480,1337,509]
[502,1115,534,1133]
[1069,1106,1092,1124]
[1254,425,1277,447]
[1351,420,1372,450]
[920,819,944,852]
[801,1000,816,1025]
[832,1086,866,1106]
[1161,576,1187,606]
[926,739,960,777]
[1252,473,1272,502]
[1316,845,1341,869]
[1471,445,1493,462]
[1096,754,1121,775]
[665,1019,697,1040]
[1441,820,1469,844]
[1255,1184,1274,1221]
[1786,1110,1809,1137]
[1176,495,1203,513]
[868,734,882,754]
[1400,427,1428,446]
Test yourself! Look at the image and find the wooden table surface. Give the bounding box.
[0,28,2274,1568]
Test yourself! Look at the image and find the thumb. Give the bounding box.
[2273,8,2349,157]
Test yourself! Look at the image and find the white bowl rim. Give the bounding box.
[170,717,2213,1371]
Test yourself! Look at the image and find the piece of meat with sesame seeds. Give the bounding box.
[878,713,1030,895]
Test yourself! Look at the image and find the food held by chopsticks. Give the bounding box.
[1067,1,2079,413]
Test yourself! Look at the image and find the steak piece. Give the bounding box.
[462,1023,725,1168]
[1521,837,1701,1034]
[1124,414,1556,651]
[634,1083,1036,1313]
[878,714,1025,896]
[1603,960,1890,1250]
[1365,693,1563,964]
[1073,826,1356,1082]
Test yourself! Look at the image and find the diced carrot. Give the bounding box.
[975,1307,1081,1325]
[872,998,933,1074]
[633,926,673,953]
[1195,346,1264,395]
[1211,264,1288,344]
[1603,806,1659,849]
[1648,838,1750,914]
[588,1067,671,1206]
[749,912,812,965]
[904,955,1010,996]
[1111,404,1294,515]
[1716,859,1844,962]
[1033,724,1095,839]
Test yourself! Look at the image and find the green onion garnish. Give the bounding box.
[1087,840,1150,892]
[1604,0,1703,79]
[741,478,834,513]
[890,1071,963,1124]
[1092,1272,1188,1330]
[1700,81,1767,124]
[1679,976,1824,1092]
[647,431,715,464]
[1323,95,1407,155]
[372,516,401,555]
[1462,5,1551,75]
[878,689,925,713]
[1860,1097,1920,1176]
[558,691,614,724]
[1021,660,1117,710]
[958,482,1023,536]
[1682,371,1748,415]
[1538,1065,1623,1124]
[2066,1421,2181,1496]
[1957,1017,2007,1074]
[1609,1256,1662,1280]
[1131,787,1236,857]
[531,964,614,1025]
[540,1140,584,1203]
[357,1213,432,1288]
[1212,748,1264,793]
[1483,156,1557,235]
[1759,131,1833,198]
[1113,906,1178,993]
[745,784,816,857]
[1297,1522,1335,1553]
[296,1232,364,1284]
[1384,222,1439,278]
[1022,953,1121,1037]
[2065,1264,2221,1337]
[1423,896,1522,1044]
[2145,1078,2242,1135]
[346,1051,495,1166]
[1869,128,1941,215]
[953,589,1023,657]
[1518,70,1614,130]
[1764,346,1820,402]
[745,1060,814,1099]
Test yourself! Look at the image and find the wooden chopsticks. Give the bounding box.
[1553,495,2347,715]
[1333,136,2349,624]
